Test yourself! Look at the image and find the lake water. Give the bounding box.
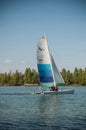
[0,86,86,130]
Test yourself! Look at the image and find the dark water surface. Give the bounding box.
[0,86,86,130]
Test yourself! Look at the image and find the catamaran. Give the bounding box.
[35,35,74,94]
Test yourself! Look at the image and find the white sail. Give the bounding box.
[51,55,65,85]
[37,35,54,87]
[37,35,64,87]
[37,35,51,65]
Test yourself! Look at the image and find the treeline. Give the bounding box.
[61,68,86,86]
[0,67,86,86]
[0,68,39,86]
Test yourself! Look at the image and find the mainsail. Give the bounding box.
[37,35,64,87]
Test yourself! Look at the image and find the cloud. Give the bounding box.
[4,59,13,64]
[20,60,26,64]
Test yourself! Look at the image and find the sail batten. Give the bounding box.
[37,35,64,87]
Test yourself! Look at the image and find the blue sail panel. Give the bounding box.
[37,64,54,83]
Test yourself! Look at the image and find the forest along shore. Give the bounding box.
[0,83,40,87]
[0,83,85,87]
[0,67,86,86]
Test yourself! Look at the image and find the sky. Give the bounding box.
[0,0,86,73]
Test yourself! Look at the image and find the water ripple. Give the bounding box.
[0,86,86,130]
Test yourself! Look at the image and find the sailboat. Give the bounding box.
[35,35,74,94]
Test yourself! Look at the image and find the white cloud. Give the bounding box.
[4,59,13,64]
[21,60,26,64]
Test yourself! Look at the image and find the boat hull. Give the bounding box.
[44,89,74,94]
[34,89,74,94]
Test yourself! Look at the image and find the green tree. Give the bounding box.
[31,69,39,84]
[7,71,12,85]
[0,73,8,85]
[70,73,73,84]
[14,70,20,85]
[9,72,15,85]
[8,71,19,86]
[24,68,32,83]
[73,67,79,84]
[19,72,24,84]
[84,68,86,85]
[61,68,66,84]
[0,74,4,84]
[78,68,83,85]
[81,68,86,85]
[66,70,71,85]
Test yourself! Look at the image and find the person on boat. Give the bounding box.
[51,85,58,91]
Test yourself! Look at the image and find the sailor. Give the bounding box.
[51,86,55,91]
[51,85,58,91]
[51,86,56,91]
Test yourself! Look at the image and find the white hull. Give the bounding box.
[34,89,74,94]
[44,89,74,94]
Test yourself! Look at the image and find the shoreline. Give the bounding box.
[0,83,40,87]
[0,83,86,87]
